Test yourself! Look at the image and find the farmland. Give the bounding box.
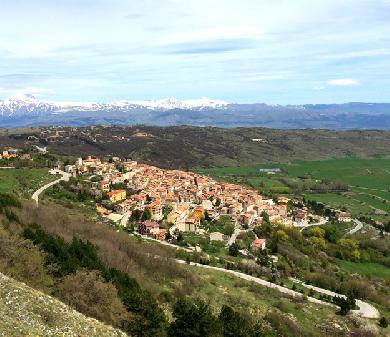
[198,157,390,222]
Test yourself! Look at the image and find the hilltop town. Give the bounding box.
[57,156,327,252]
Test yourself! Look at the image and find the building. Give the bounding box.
[251,239,266,251]
[138,220,159,236]
[183,217,200,232]
[107,189,126,203]
[99,181,110,192]
[337,211,352,222]
[145,200,163,220]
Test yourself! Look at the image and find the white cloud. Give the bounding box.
[323,49,390,60]
[327,79,359,86]
[161,26,262,45]
[0,87,55,97]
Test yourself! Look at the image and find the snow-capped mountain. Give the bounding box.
[1,94,390,129]
[0,94,229,117]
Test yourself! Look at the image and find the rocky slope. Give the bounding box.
[0,272,128,337]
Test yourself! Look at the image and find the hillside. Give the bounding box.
[2,126,390,169]
[0,272,127,337]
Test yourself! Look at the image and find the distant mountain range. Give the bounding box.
[1,94,390,129]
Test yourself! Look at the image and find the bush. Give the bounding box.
[379,316,388,328]
[57,271,128,327]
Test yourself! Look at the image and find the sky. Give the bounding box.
[0,0,389,104]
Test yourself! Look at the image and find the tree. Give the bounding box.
[276,229,289,241]
[223,223,235,237]
[168,298,216,337]
[337,238,360,261]
[308,226,325,238]
[333,295,356,315]
[256,249,270,267]
[142,208,152,221]
[229,243,240,257]
[218,305,254,337]
[261,211,270,225]
[177,232,184,242]
[379,316,388,328]
[57,271,128,327]
[309,237,327,250]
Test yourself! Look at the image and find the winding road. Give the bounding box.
[32,169,71,206]
[137,232,379,319]
[175,260,379,319]
[347,219,364,235]
[291,278,379,319]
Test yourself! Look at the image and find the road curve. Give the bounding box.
[291,278,380,319]
[32,170,71,206]
[347,219,364,235]
[174,260,379,319]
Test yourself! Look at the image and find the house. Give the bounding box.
[251,239,266,251]
[107,189,126,203]
[149,227,168,240]
[337,211,352,222]
[184,217,200,232]
[115,200,132,214]
[144,200,163,220]
[20,154,31,160]
[99,181,110,192]
[294,209,307,223]
[138,220,159,235]
[64,165,76,174]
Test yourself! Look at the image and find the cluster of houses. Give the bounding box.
[0,148,31,161]
[65,157,297,248]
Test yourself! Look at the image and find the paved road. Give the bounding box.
[295,219,328,232]
[32,169,71,206]
[227,225,242,246]
[347,219,364,235]
[120,211,131,227]
[177,260,379,319]
[131,233,193,252]
[291,278,379,319]
[176,260,332,306]
[135,233,379,319]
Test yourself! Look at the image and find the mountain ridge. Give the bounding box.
[1,95,390,129]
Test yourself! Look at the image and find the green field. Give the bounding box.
[198,157,390,221]
[337,260,390,279]
[0,168,53,196]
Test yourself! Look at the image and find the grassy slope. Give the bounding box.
[0,272,126,337]
[0,168,54,196]
[336,260,390,279]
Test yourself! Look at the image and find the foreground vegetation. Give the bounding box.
[1,193,386,336]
